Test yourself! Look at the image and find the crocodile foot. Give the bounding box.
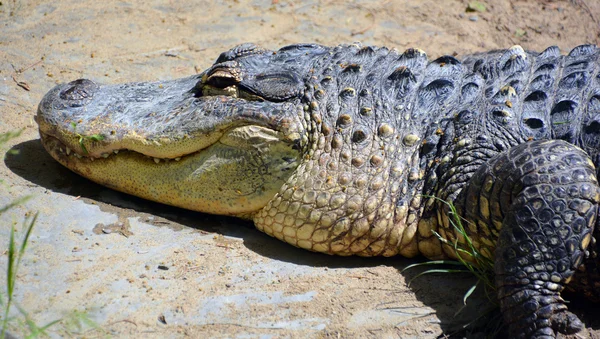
[457,140,599,337]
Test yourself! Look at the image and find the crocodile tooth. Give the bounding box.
[174,157,181,161]
[113,150,119,154]
[59,147,64,153]
[90,157,94,162]
[75,153,82,159]
[102,153,109,158]
[154,158,160,164]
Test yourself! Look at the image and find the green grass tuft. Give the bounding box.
[1,130,104,338]
[70,122,104,155]
[403,197,501,334]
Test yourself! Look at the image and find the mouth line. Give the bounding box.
[40,132,193,163]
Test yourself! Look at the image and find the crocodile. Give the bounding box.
[36,42,600,338]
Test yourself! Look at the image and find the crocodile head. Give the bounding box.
[37,43,328,218]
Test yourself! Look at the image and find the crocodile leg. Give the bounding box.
[452,140,600,338]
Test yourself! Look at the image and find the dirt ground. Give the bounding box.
[2,0,600,338]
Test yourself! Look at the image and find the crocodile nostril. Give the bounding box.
[59,79,98,102]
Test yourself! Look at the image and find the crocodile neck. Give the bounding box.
[253,44,438,257]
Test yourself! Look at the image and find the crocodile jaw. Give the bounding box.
[37,77,305,217]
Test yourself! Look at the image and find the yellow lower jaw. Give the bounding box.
[42,135,298,217]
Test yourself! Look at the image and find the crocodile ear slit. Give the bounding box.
[239,72,304,102]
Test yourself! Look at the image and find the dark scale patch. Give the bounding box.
[566,60,590,71]
[472,58,498,80]
[483,86,495,99]
[426,55,463,80]
[359,107,373,117]
[525,90,547,102]
[524,118,544,130]
[418,79,455,106]
[559,71,590,90]
[539,45,561,59]
[583,120,600,134]
[501,53,527,75]
[398,48,429,72]
[568,44,598,57]
[433,55,461,66]
[455,110,474,124]
[491,109,511,123]
[401,48,424,60]
[341,63,362,73]
[530,74,555,90]
[339,87,356,100]
[357,46,376,56]
[460,81,481,104]
[336,114,353,128]
[351,128,368,144]
[320,75,334,87]
[386,66,417,98]
[388,66,416,82]
[535,63,556,73]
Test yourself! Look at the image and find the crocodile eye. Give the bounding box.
[205,62,242,89]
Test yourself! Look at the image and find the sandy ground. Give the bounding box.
[1,0,600,338]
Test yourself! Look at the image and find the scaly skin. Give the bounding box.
[37,43,600,338]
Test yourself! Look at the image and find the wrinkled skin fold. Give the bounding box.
[37,42,600,338]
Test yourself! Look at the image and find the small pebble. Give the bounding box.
[158,265,169,270]
[469,15,479,22]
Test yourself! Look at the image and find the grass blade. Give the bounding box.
[463,280,479,305]
[408,268,471,285]
[402,260,467,272]
[18,213,38,260]
[0,196,31,215]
